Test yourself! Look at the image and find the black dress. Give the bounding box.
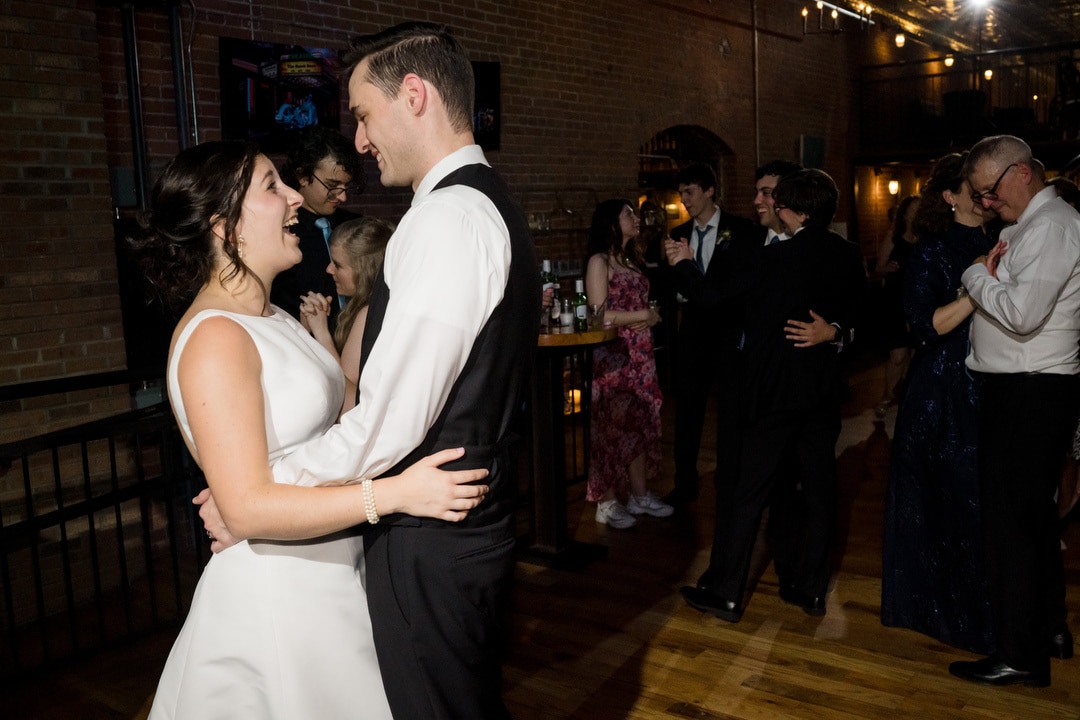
[881,221,996,654]
[879,238,917,350]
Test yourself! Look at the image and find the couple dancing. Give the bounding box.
[133,23,539,720]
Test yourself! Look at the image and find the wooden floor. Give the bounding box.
[4,356,1080,719]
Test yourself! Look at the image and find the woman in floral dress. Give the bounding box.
[583,199,672,529]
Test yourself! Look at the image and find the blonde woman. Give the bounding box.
[300,217,392,412]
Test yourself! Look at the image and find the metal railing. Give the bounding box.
[859,42,1080,160]
[0,386,206,679]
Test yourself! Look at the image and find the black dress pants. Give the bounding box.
[710,406,841,606]
[673,335,716,496]
[977,372,1078,671]
[364,515,516,720]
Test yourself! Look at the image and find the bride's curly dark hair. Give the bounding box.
[127,141,260,313]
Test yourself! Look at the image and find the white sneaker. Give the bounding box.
[627,491,674,518]
[595,500,636,529]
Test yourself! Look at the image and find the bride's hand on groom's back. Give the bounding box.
[381,447,490,522]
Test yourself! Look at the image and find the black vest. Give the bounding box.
[358,163,540,526]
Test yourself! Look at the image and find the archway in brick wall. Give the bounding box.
[638,124,737,224]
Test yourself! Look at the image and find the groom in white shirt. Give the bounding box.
[203,22,538,720]
[949,135,1080,688]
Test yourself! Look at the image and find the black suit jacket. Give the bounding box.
[670,210,760,361]
[270,206,357,327]
[674,225,867,421]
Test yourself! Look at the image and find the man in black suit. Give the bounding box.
[270,126,363,327]
[669,168,866,622]
[667,162,758,506]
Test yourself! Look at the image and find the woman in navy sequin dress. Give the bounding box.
[881,153,997,653]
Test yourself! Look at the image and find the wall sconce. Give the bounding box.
[888,180,900,195]
[894,33,906,48]
[984,68,993,80]
[944,54,954,67]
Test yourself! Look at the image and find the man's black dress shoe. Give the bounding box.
[662,487,698,506]
[1048,630,1073,660]
[778,584,826,617]
[680,585,743,623]
[948,656,1050,687]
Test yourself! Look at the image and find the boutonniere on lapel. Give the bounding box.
[716,228,733,246]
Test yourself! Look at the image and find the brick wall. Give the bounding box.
[2,0,868,441]
[1,0,129,444]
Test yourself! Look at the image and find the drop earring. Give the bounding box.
[951,205,956,212]
[237,235,245,260]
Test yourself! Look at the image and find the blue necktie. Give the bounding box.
[695,225,711,272]
[314,216,332,252]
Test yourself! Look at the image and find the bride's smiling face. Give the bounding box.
[235,155,304,275]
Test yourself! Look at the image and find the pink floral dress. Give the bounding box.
[586,264,663,501]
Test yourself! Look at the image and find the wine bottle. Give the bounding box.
[550,265,562,324]
[573,279,588,332]
[541,259,555,293]
[540,259,556,329]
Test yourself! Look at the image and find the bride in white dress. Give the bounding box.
[131,141,490,719]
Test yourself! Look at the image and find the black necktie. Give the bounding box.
[695,225,711,272]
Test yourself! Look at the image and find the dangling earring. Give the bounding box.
[237,235,245,260]
[951,205,956,212]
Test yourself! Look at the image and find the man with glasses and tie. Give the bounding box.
[271,126,364,328]
[667,162,756,507]
[949,134,1080,688]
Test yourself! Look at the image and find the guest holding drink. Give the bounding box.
[584,199,671,529]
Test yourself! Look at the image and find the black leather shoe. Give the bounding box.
[779,584,827,616]
[695,569,721,591]
[948,656,1050,687]
[1048,630,1073,660]
[680,585,743,623]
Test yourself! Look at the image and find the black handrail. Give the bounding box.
[0,369,163,404]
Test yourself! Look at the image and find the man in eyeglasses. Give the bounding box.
[271,126,364,328]
[949,134,1080,688]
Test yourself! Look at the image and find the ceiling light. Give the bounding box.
[984,69,993,80]
[944,54,954,67]
[895,33,906,48]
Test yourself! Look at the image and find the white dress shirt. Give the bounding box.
[765,229,791,245]
[272,145,511,486]
[963,186,1080,375]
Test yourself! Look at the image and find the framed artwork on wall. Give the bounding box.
[220,38,500,153]
[219,37,342,152]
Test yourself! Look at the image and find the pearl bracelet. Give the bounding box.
[361,478,379,525]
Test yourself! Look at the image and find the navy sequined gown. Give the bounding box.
[881,221,996,654]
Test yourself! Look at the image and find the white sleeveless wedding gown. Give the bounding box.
[149,308,393,720]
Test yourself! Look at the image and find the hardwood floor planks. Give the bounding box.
[3,358,1079,719]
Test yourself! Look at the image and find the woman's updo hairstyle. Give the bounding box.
[912,152,967,239]
[128,141,260,312]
